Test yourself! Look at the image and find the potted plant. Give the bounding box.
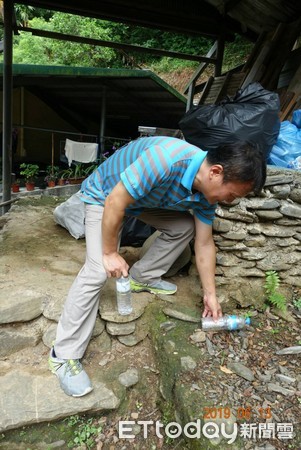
[11,178,21,193]
[83,163,98,178]
[44,165,60,187]
[67,163,86,185]
[57,174,65,186]
[20,163,40,191]
[57,167,73,185]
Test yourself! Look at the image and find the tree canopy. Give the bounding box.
[2,7,252,73]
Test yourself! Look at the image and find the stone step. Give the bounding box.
[0,370,120,432]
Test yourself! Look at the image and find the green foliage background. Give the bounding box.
[4,7,252,75]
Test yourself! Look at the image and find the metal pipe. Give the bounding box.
[20,86,25,156]
[1,0,13,215]
[0,197,19,208]
[1,123,98,138]
[99,87,106,156]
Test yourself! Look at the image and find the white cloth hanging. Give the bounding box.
[65,138,98,166]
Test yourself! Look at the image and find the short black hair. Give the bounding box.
[205,141,266,195]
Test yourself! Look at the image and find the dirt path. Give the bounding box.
[1,197,301,450]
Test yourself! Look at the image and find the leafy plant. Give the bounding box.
[14,4,35,27]
[59,168,73,180]
[70,163,86,179]
[19,163,39,182]
[83,163,98,177]
[268,328,280,334]
[264,270,287,312]
[66,415,102,449]
[44,165,60,182]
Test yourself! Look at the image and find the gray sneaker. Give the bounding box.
[49,347,93,397]
[130,277,177,295]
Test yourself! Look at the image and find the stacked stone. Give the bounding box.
[198,167,301,307]
[1,167,301,358]
[0,277,151,359]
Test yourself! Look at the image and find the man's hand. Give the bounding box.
[102,181,135,278]
[194,218,222,321]
[202,293,222,321]
[103,251,129,279]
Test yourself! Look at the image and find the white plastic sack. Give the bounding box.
[53,191,85,239]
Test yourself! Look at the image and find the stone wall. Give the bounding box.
[198,166,301,308]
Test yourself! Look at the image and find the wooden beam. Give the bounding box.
[241,42,271,89]
[198,76,214,105]
[260,18,301,90]
[242,31,267,73]
[215,72,232,103]
[183,41,218,94]
[186,81,196,111]
[280,93,299,121]
[215,33,225,77]
[18,26,218,64]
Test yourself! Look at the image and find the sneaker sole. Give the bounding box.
[72,386,93,397]
[130,285,177,295]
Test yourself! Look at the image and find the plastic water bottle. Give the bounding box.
[116,276,133,315]
[201,315,251,331]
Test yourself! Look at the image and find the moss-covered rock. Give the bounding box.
[148,302,246,449]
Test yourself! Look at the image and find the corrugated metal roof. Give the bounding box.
[0,64,186,138]
[17,0,237,39]
[18,0,301,41]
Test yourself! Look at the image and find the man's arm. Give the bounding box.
[102,181,136,278]
[194,217,222,320]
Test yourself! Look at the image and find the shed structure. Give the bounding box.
[1,0,301,212]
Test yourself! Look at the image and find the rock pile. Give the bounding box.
[190,166,301,308]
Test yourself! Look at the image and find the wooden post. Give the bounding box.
[186,81,196,112]
[215,33,225,77]
[182,41,218,95]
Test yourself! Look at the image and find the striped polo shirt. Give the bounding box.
[80,136,216,224]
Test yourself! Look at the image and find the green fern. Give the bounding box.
[264,271,287,312]
[265,270,280,292]
[268,292,287,312]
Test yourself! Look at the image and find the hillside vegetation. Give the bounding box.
[3,6,253,93]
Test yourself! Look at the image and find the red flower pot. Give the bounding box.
[12,184,20,193]
[25,182,35,191]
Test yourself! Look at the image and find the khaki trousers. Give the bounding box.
[55,204,195,359]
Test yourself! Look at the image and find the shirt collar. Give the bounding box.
[181,151,207,192]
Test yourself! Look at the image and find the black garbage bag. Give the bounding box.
[179,82,280,157]
[121,216,155,247]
